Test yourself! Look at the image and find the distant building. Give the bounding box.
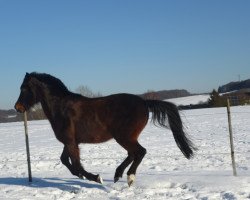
[222,89,250,106]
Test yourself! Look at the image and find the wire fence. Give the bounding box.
[1,106,250,176]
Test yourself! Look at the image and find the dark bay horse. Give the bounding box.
[15,72,195,186]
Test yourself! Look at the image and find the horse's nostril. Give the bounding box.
[15,103,25,113]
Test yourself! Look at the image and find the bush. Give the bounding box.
[208,89,227,107]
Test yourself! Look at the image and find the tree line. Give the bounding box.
[1,85,249,123]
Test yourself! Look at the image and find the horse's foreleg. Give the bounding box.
[60,146,82,177]
[64,144,103,184]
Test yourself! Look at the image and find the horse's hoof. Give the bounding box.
[114,177,119,183]
[127,174,135,187]
[79,174,86,180]
[97,175,103,184]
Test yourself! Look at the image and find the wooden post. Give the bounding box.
[24,111,32,182]
[226,99,237,176]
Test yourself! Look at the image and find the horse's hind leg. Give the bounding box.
[114,139,146,186]
[62,144,103,184]
[126,142,146,186]
[114,153,134,183]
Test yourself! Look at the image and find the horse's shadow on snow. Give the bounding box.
[0,177,108,192]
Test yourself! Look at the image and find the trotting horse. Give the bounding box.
[15,72,195,186]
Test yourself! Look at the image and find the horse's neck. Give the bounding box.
[39,88,67,121]
[40,97,57,119]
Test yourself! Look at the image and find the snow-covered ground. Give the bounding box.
[167,94,210,106]
[0,106,250,200]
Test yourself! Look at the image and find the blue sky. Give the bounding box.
[0,0,249,109]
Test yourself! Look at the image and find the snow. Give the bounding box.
[7,115,17,119]
[167,95,210,106]
[1,106,250,200]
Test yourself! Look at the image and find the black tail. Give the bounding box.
[146,100,196,159]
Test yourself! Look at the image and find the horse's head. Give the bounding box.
[15,73,40,113]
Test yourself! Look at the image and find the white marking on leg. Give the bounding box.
[127,174,136,187]
[97,175,104,184]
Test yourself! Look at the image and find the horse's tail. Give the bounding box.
[145,100,196,159]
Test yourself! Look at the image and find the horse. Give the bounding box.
[15,72,195,186]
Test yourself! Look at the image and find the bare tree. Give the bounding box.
[141,90,159,100]
[76,85,102,98]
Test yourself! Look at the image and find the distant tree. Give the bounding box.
[76,85,102,98]
[208,89,219,106]
[141,90,159,100]
[208,89,227,107]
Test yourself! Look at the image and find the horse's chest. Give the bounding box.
[53,131,71,144]
[52,125,75,144]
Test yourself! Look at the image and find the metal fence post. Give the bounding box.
[226,99,237,176]
[24,111,32,182]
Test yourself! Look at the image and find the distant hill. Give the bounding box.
[0,109,22,123]
[0,108,46,123]
[218,79,250,93]
[0,89,192,123]
[140,89,191,100]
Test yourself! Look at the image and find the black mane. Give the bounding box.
[29,72,69,93]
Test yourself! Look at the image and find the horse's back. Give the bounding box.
[103,93,148,119]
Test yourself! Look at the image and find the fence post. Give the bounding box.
[24,111,32,182]
[226,99,237,176]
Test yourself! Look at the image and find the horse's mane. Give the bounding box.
[30,72,69,93]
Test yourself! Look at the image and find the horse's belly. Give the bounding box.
[77,131,112,144]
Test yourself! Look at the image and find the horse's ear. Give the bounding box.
[25,72,31,78]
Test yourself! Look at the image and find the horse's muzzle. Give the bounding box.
[15,102,26,113]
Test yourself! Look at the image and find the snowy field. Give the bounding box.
[167,95,210,106]
[0,106,250,200]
